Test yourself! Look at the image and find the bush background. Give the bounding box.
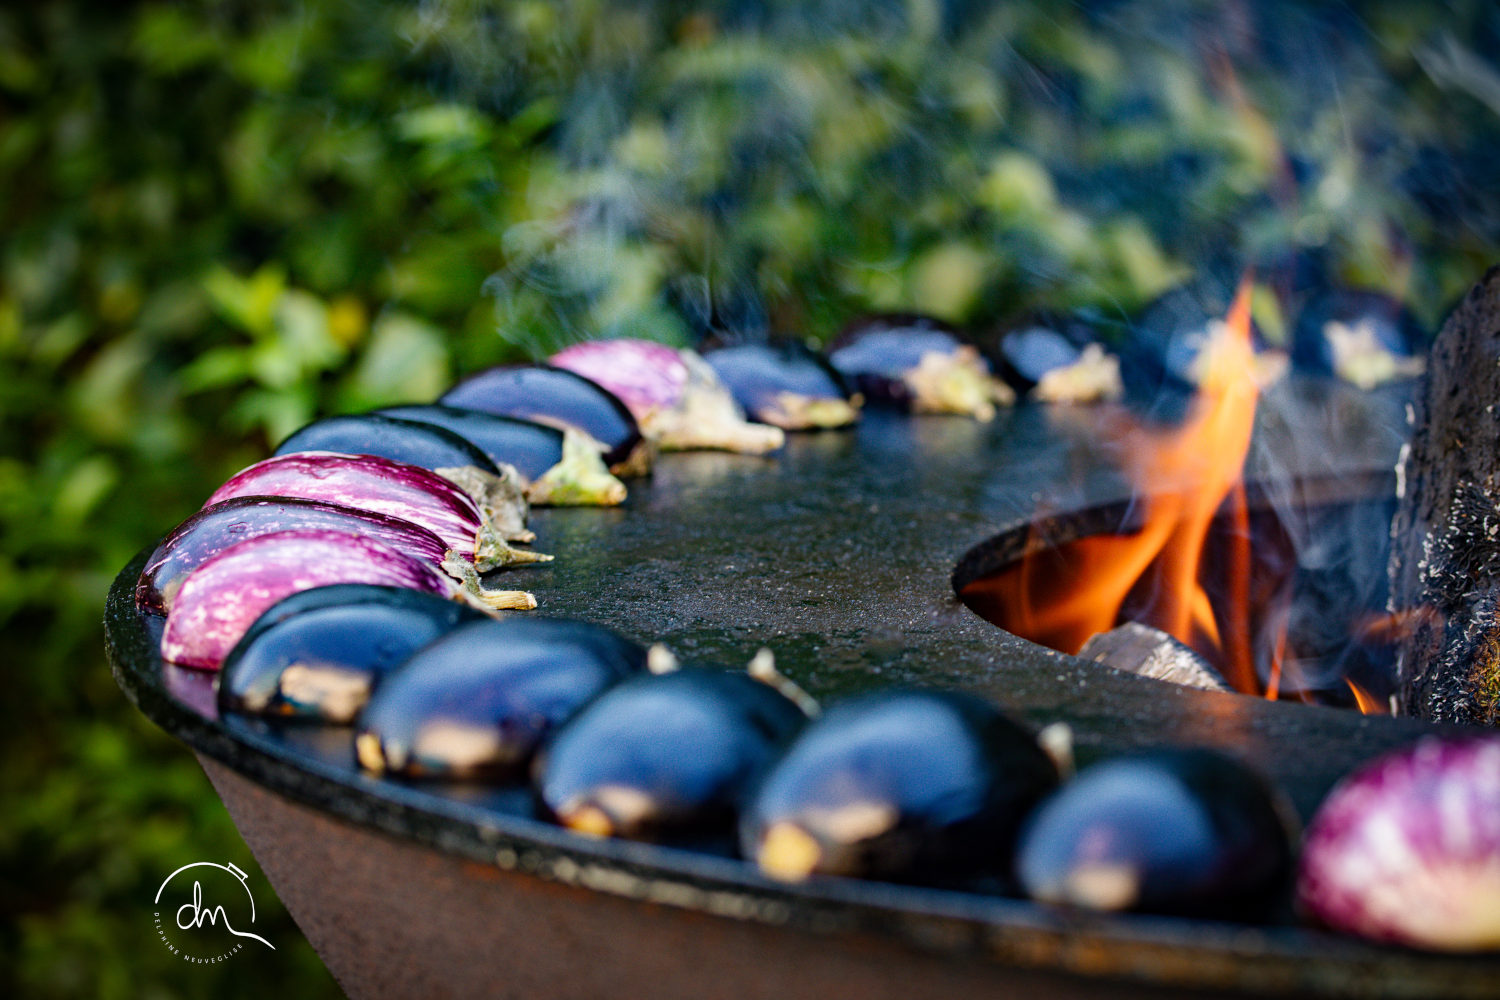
[3,2,1498,995]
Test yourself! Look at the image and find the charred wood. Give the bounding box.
[1389,265,1500,725]
[1079,622,1231,693]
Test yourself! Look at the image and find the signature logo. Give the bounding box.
[153,861,275,963]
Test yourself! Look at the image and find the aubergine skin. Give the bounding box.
[1016,748,1295,919]
[206,452,494,562]
[160,529,508,671]
[354,617,646,782]
[219,586,486,723]
[373,405,563,481]
[1296,735,1500,951]
[702,343,860,430]
[533,669,806,842]
[274,413,502,477]
[136,496,453,615]
[438,365,646,472]
[741,689,1058,883]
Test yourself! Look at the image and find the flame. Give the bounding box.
[969,278,1272,693]
[1345,677,1390,715]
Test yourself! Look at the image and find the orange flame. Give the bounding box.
[967,278,1270,693]
[1345,677,1390,715]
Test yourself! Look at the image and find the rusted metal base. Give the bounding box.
[201,756,1279,1000]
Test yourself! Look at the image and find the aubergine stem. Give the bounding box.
[435,463,534,544]
[440,552,542,612]
[903,345,1015,420]
[646,644,680,675]
[1036,722,1076,781]
[469,520,552,572]
[524,428,628,507]
[760,392,862,431]
[1030,345,1124,404]
[609,437,657,479]
[644,351,785,454]
[747,648,820,717]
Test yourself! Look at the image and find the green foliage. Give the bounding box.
[1,0,1498,995]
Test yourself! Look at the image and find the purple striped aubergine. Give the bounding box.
[204,452,544,572]
[550,339,784,455]
[1296,735,1500,951]
[136,496,457,614]
[160,530,537,671]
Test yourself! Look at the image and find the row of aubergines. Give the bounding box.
[137,321,1064,670]
[207,580,1500,954]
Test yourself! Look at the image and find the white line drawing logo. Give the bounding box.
[153,861,275,962]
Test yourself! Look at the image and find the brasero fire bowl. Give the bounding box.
[108,385,1500,999]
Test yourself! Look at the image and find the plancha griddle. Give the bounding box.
[107,380,1500,999]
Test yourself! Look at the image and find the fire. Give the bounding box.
[968,279,1271,694]
[1345,678,1390,715]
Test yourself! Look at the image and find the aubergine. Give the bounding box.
[161,530,536,671]
[1297,735,1500,951]
[219,585,487,722]
[533,668,806,841]
[206,452,534,569]
[702,343,861,431]
[741,690,1057,883]
[137,496,462,615]
[438,365,651,477]
[354,617,647,781]
[550,339,785,454]
[1015,748,1296,919]
[994,318,1122,404]
[376,405,627,508]
[1118,284,1286,420]
[1290,288,1426,389]
[273,414,532,533]
[828,314,1014,421]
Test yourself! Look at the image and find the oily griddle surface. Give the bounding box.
[107,383,1499,997]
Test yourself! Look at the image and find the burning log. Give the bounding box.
[1079,622,1231,693]
[1389,266,1500,725]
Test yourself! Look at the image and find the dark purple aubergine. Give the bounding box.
[136,496,455,615]
[275,413,502,477]
[439,365,650,476]
[702,343,860,431]
[354,617,647,781]
[1016,748,1296,919]
[741,690,1057,883]
[375,405,626,507]
[828,314,1013,421]
[205,452,534,569]
[1297,735,1500,951]
[1118,284,1283,421]
[218,585,486,723]
[994,317,1122,403]
[1290,288,1426,389]
[533,668,806,842]
[161,530,536,671]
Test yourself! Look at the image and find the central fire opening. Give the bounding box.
[958,281,1401,713]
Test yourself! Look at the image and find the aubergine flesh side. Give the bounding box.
[828,314,1014,420]
[741,689,1058,883]
[533,668,806,842]
[1015,747,1297,919]
[354,617,646,781]
[1289,288,1426,389]
[376,404,627,507]
[702,342,861,430]
[219,585,487,723]
[438,364,651,476]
